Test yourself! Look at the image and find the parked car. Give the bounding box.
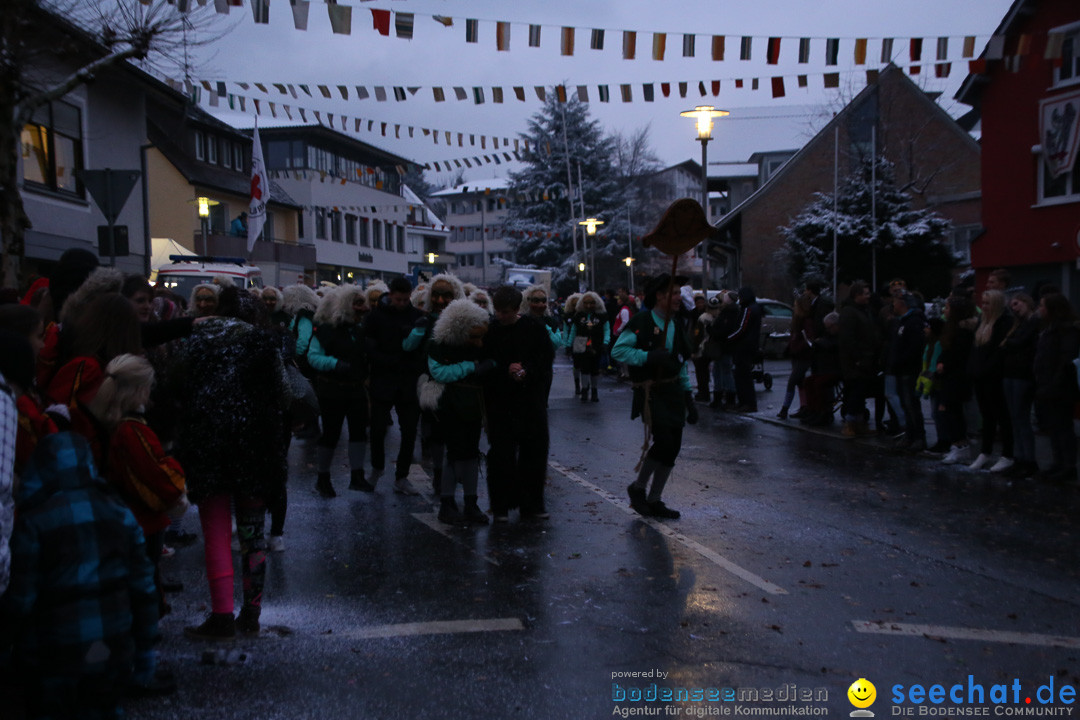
[758,298,794,358]
[702,291,793,358]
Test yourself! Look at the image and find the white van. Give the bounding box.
[155,255,263,301]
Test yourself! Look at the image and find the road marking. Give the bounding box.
[411,513,500,566]
[852,620,1080,649]
[548,461,787,596]
[341,617,524,640]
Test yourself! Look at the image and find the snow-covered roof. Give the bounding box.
[710,163,759,179]
[401,184,447,228]
[429,177,511,197]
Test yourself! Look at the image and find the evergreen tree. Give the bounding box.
[506,94,623,291]
[402,164,435,202]
[780,157,955,297]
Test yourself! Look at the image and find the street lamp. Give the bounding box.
[578,218,603,289]
[426,252,438,265]
[191,196,219,256]
[624,256,635,293]
[679,106,729,292]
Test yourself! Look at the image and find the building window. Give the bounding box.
[222,140,233,169]
[20,99,84,197]
[315,207,327,240]
[359,218,370,247]
[210,203,228,234]
[330,211,343,242]
[396,226,405,253]
[345,214,357,245]
[950,224,980,265]
[234,144,245,172]
[194,130,205,161]
[1039,152,1080,203]
[207,135,218,165]
[372,220,382,249]
[1053,23,1080,88]
[297,211,304,239]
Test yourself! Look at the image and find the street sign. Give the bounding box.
[79,169,141,224]
[97,225,129,257]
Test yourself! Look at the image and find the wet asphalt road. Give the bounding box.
[129,360,1079,720]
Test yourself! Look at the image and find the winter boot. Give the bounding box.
[709,391,723,409]
[438,497,465,525]
[183,612,236,641]
[591,386,599,403]
[573,372,581,395]
[349,468,374,492]
[237,604,261,637]
[462,495,489,525]
[315,471,336,498]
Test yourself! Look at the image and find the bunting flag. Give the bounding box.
[881,38,894,62]
[767,37,781,64]
[466,18,478,43]
[496,21,510,51]
[1046,32,1066,65]
[327,3,351,35]
[432,15,453,27]
[561,27,575,56]
[909,38,923,74]
[771,77,785,98]
[962,36,976,58]
[825,38,839,65]
[652,33,666,61]
[395,13,413,39]
[529,24,541,47]
[620,84,632,102]
[643,83,654,101]
[712,35,724,61]
[623,31,636,60]
[248,120,268,252]
[682,34,695,57]
[985,35,1005,60]
[591,29,605,50]
[250,0,268,24]
[740,36,752,60]
[556,85,567,103]
[854,38,867,65]
[798,38,810,63]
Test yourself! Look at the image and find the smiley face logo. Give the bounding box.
[848,678,876,709]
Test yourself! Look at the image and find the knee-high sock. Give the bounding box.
[199,495,234,614]
[646,463,674,502]
[348,442,367,471]
[317,445,335,474]
[235,497,266,610]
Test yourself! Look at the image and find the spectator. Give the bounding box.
[838,281,883,436]
[1001,293,1040,478]
[938,296,977,465]
[1033,293,1080,484]
[968,290,1014,472]
[727,286,762,413]
[230,212,248,237]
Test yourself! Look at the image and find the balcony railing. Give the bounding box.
[193,232,316,267]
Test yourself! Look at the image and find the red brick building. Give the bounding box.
[714,64,981,302]
[957,0,1080,303]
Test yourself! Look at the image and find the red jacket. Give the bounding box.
[15,393,58,476]
[45,356,105,468]
[107,416,185,536]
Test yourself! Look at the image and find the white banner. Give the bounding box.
[1041,89,1080,180]
[248,121,269,252]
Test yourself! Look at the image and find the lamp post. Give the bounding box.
[679,105,729,292]
[578,218,603,289]
[624,256,635,293]
[193,196,219,257]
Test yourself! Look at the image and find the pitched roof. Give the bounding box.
[715,64,979,233]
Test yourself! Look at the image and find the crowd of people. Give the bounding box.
[1,247,1077,717]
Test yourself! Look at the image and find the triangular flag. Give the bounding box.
[623,31,636,60]
[711,35,725,61]
[562,27,575,56]
[529,24,541,47]
[592,29,605,51]
[395,12,414,39]
[854,38,867,65]
[767,37,781,64]
[771,77,785,98]
[682,34,695,58]
[652,33,666,61]
[432,16,453,27]
[371,9,390,36]
[496,21,510,51]
[328,3,352,35]
[466,18,478,43]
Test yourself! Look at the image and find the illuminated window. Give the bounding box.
[20,99,83,197]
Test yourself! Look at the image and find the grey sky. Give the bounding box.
[186,0,1015,182]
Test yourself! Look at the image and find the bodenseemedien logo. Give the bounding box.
[849,678,877,717]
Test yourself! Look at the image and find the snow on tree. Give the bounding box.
[505,94,626,293]
[780,156,955,297]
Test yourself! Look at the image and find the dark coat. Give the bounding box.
[1001,314,1040,380]
[485,315,554,405]
[365,301,425,403]
[727,287,762,359]
[1033,321,1080,403]
[838,301,882,380]
[967,314,1011,381]
[885,310,927,377]
[171,318,288,503]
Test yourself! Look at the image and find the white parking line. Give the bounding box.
[548,461,788,596]
[411,512,500,566]
[852,620,1080,649]
[341,617,524,639]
